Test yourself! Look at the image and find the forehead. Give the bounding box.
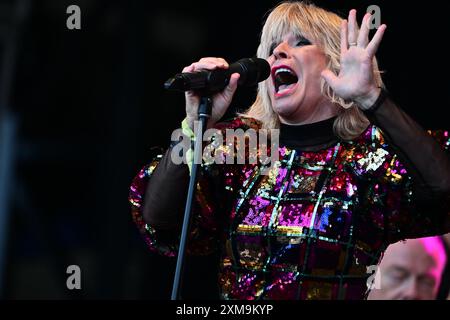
[382,240,442,273]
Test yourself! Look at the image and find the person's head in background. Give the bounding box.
[438,233,450,300]
[368,236,447,300]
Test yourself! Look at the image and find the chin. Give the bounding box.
[270,95,304,119]
[272,103,296,118]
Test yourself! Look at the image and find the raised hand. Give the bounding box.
[321,9,387,109]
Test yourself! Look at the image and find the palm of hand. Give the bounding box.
[321,9,386,108]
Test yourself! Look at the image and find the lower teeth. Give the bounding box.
[278,83,296,92]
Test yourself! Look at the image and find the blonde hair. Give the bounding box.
[243,1,384,140]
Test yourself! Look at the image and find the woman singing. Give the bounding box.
[129,2,450,299]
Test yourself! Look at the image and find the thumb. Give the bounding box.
[222,73,240,99]
[321,69,339,91]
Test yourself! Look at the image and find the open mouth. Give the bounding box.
[272,65,299,94]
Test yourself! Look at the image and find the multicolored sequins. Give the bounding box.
[130,117,449,299]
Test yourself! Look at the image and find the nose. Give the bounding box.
[273,42,290,59]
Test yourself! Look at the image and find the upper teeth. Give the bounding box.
[275,68,294,76]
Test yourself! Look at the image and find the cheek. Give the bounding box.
[305,62,326,82]
[266,79,275,94]
[266,57,275,91]
[301,51,328,79]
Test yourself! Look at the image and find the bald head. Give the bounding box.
[368,237,447,300]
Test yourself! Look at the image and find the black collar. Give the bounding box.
[279,117,339,150]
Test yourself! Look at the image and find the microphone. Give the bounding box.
[164,57,270,93]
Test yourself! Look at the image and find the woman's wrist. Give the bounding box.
[355,87,382,110]
[186,116,218,131]
[185,116,196,132]
[362,87,389,115]
[182,117,196,139]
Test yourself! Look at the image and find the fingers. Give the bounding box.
[366,24,387,57]
[221,73,240,99]
[182,64,195,73]
[199,57,228,67]
[344,10,386,57]
[340,20,348,56]
[183,57,229,73]
[347,9,358,46]
[357,13,371,48]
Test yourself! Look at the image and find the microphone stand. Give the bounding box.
[171,95,212,300]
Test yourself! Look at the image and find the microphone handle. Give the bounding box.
[164,68,229,92]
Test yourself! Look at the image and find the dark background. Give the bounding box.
[0,0,448,299]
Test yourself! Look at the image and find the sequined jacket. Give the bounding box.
[129,95,450,299]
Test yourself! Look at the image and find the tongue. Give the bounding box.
[278,83,296,92]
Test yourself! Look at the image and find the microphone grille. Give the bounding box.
[237,57,270,86]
